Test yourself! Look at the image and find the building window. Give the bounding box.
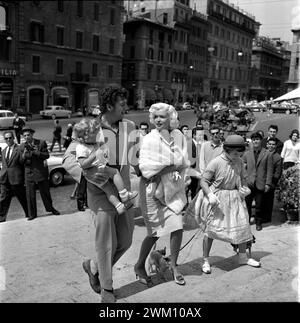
[165,68,169,81]
[158,50,164,61]
[94,3,99,21]
[174,51,177,63]
[130,46,135,58]
[32,55,40,73]
[214,25,219,37]
[110,9,115,25]
[109,39,114,54]
[57,27,64,46]
[168,52,172,63]
[92,63,98,76]
[93,35,99,51]
[76,31,83,49]
[77,0,83,17]
[30,22,44,42]
[163,13,168,24]
[57,0,64,12]
[76,61,82,74]
[148,48,154,59]
[32,1,40,6]
[157,66,161,81]
[149,29,153,45]
[108,65,114,78]
[57,58,64,75]
[147,65,152,80]
[168,35,172,49]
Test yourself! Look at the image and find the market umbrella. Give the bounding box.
[273,87,300,102]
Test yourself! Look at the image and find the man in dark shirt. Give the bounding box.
[12,112,25,144]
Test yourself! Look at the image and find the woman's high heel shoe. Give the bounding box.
[171,268,186,286]
[134,264,153,287]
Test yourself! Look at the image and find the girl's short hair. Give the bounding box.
[73,118,101,141]
[148,103,179,130]
[289,129,299,139]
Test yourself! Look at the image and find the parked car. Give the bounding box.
[40,106,72,119]
[0,110,26,129]
[47,155,66,187]
[269,101,299,114]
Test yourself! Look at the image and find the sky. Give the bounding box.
[230,0,300,43]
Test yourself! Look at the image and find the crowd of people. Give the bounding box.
[0,85,299,303]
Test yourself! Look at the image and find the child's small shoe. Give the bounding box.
[115,202,126,215]
[120,191,138,203]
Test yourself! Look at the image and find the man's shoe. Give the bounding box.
[202,261,211,274]
[51,208,60,216]
[82,260,101,294]
[249,217,256,225]
[27,216,37,221]
[256,223,262,231]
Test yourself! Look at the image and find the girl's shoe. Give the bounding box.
[202,261,211,274]
[115,202,126,215]
[238,253,261,267]
[134,264,153,287]
[120,191,139,203]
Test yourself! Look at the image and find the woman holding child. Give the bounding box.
[135,103,189,286]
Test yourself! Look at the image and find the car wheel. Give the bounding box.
[285,109,290,115]
[49,170,64,187]
[52,114,56,120]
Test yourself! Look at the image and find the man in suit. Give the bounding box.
[263,137,283,223]
[12,112,25,144]
[261,124,283,154]
[0,131,28,222]
[19,127,60,220]
[243,132,274,231]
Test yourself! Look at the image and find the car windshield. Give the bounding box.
[7,112,14,117]
[0,112,6,117]
[45,107,53,110]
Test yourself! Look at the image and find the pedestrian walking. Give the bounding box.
[63,123,74,150]
[0,131,28,222]
[186,135,261,274]
[135,103,189,287]
[280,129,300,170]
[19,127,60,220]
[62,86,139,303]
[50,120,62,152]
[243,132,273,230]
[12,112,25,144]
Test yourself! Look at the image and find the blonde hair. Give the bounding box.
[73,118,101,142]
[149,102,179,130]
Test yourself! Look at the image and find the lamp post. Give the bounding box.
[237,50,243,101]
[208,46,215,104]
[189,65,194,103]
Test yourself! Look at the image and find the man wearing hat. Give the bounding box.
[242,131,273,231]
[19,127,60,220]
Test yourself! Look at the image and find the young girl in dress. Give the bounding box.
[74,118,138,215]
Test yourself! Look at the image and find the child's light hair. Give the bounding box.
[149,102,179,130]
[73,118,101,142]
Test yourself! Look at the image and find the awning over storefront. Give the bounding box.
[163,88,173,102]
[53,88,69,98]
[145,88,156,100]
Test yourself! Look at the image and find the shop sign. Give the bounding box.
[0,69,17,76]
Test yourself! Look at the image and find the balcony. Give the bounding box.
[70,73,89,83]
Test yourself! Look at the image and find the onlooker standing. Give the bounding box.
[12,112,25,144]
[243,132,273,230]
[199,126,223,176]
[261,124,283,154]
[0,131,28,222]
[139,122,149,137]
[19,127,60,220]
[50,120,62,152]
[263,137,283,223]
[281,129,300,170]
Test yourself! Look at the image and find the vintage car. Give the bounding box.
[0,110,26,129]
[40,105,72,119]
